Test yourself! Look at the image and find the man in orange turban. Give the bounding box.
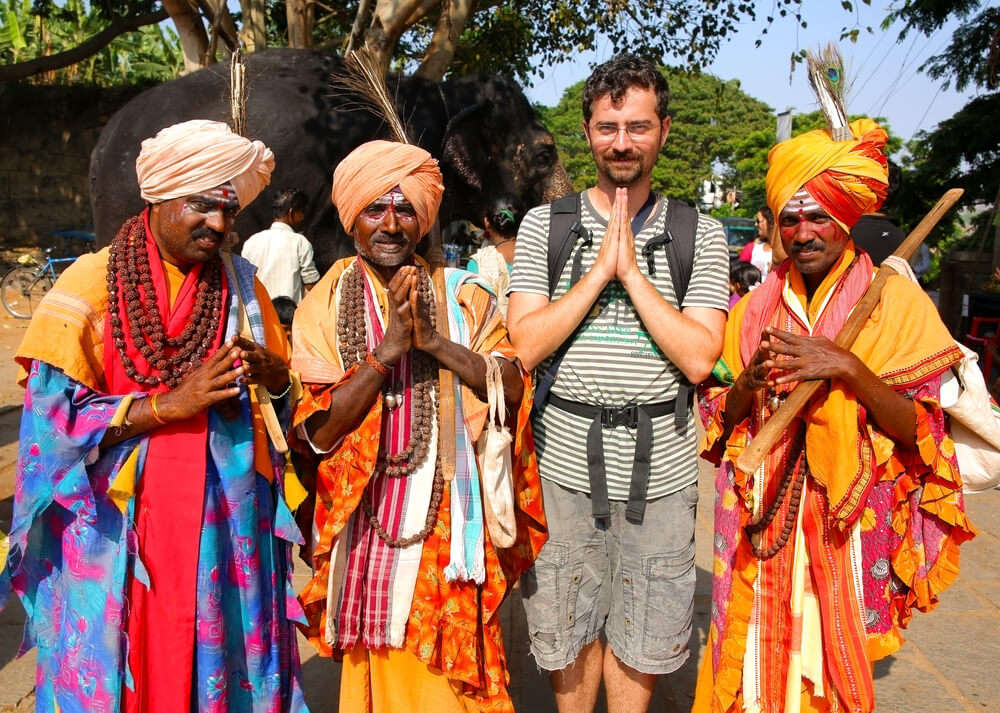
[3,120,308,713]
[693,120,974,713]
[292,140,547,713]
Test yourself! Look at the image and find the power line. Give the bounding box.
[912,84,944,136]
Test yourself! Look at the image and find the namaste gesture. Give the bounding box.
[592,186,642,286]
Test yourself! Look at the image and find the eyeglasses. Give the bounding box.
[590,121,657,144]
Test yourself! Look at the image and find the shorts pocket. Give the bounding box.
[640,548,695,657]
[521,541,570,655]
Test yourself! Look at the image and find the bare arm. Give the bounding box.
[304,358,386,453]
[507,190,624,371]
[614,188,724,384]
[621,273,726,384]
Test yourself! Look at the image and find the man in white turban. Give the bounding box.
[3,120,310,713]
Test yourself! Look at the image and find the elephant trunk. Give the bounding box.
[541,159,573,203]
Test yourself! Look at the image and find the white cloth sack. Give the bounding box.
[883,256,1000,492]
[476,354,517,547]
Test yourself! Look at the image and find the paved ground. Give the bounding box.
[0,307,998,712]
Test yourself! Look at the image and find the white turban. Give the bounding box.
[135,120,275,209]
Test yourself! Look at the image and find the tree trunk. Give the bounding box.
[240,0,268,52]
[286,0,314,49]
[0,8,169,82]
[364,0,427,75]
[416,0,474,81]
[163,0,210,73]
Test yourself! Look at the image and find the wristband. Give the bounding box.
[364,351,391,377]
[149,393,168,425]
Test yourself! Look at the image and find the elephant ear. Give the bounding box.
[441,99,495,192]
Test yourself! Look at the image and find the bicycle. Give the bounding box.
[1,230,96,319]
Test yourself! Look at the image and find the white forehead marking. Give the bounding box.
[781,188,822,216]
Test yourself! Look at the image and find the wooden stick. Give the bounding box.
[734,188,965,475]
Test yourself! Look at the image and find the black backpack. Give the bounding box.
[534,192,699,412]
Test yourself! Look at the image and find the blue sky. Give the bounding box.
[522,2,980,145]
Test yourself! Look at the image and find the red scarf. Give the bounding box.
[104,209,229,713]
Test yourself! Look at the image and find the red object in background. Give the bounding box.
[963,316,1000,385]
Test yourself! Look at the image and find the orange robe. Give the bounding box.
[693,245,975,713]
[292,258,547,712]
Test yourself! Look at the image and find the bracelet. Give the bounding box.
[267,374,293,400]
[149,393,168,426]
[364,351,391,378]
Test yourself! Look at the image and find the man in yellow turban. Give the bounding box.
[3,120,309,713]
[291,140,547,713]
[693,119,975,713]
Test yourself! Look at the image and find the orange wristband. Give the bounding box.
[149,393,168,425]
[364,351,391,378]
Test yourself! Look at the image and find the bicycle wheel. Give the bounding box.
[1,266,53,319]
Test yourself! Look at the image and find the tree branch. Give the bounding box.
[0,8,169,83]
[416,0,474,81]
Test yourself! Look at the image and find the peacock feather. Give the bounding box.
[807,43,851,141]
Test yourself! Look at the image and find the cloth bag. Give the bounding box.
[477,354,517,547]
[939,341,1000,492]
[883,256,1000,492]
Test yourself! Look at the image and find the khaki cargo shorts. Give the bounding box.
[520,478,698,675]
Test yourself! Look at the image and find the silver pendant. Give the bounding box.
[769,395,782,411]
[384,392,399,410]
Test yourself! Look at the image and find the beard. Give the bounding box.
[593,148,648,186]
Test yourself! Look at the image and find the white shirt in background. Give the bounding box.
[241,221,320,303]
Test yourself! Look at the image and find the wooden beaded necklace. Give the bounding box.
[106,215,224,388]
[746,430,807,560]
[337,260,445,548]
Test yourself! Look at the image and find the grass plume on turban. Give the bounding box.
[766,118,889,232]
[331,140,444,237]
[136,119,275,209]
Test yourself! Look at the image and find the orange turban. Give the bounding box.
[766,118,889,232]
[331,140,444,236]
[136,120,275,209]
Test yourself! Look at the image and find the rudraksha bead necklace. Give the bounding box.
[745,433,807,560]
[106,215,224,388]
[337,260,445,547]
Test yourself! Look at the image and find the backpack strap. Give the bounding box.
[638,199,699,431]
[546,192,589,297]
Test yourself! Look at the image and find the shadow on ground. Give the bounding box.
[300,565,711,713]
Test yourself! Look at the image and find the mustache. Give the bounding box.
[604,149,641,160]
[191,226,224,242]
[791,240,824,253]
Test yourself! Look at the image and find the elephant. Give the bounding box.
[89,48,572,272]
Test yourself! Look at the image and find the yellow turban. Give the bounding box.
[136,120,275,209]
[331,140,444,237]
[766,118,889,232]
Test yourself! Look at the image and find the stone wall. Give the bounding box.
[0,83,147,249]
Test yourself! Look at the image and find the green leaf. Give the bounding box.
[5,7,25,49]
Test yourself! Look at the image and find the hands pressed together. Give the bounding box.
[374,265,438,366]
[593,187,642,287]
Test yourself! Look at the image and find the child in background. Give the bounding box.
[271,296,296,339]
[729,260,761,309]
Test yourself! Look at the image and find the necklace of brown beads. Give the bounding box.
[106,214,224,388]
[337,259,444,548]
[745,428,807,560]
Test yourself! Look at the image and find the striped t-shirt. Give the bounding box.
[509,191,730,499]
